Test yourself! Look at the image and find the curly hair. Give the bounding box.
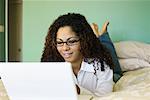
[41,13,114,72]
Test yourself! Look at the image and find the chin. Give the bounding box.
[64,58,74,63]
[65,60,72,63]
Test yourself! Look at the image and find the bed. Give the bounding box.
[93,67,150,100]
[81,41,150,100]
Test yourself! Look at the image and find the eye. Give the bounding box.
[56,41,63,45]
[68,40,79,44]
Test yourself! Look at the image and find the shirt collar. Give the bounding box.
[80,60,95,73]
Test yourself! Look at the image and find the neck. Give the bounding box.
[71,59,83,76]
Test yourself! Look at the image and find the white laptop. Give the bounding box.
[0,62,77,100]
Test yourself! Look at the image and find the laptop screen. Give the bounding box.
[0,62,77,100]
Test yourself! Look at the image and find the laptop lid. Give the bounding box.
[0,62,77,100]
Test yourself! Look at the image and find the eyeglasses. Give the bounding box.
[55,37,80,47]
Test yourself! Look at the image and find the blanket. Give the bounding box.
[93,67,150,100]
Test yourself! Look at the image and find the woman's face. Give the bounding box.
[56,26,83,64]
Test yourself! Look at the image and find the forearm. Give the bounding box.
[93,81,114,96]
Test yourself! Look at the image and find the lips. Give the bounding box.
[62,52,73,58]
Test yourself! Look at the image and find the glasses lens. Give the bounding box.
[56,39,63,46]
[56,41,63,46]
[67,39,80,46]
[56,37,80,46]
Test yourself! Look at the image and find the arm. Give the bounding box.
[93,65,114,96]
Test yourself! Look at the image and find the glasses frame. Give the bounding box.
[55,37,80,47]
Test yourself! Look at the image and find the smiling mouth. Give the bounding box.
[62,52,73,58]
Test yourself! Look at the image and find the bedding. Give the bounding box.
[91,41,150,100]
[119,58,150,71]
[114,41,150,63]
[93,67,150,100]
[114,41,150,71]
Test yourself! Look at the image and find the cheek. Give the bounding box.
[77,44,81,51]
[73,45,81,53]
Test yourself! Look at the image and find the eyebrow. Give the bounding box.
[56,36,79,41]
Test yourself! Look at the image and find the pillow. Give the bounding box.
[99,32,122,82]
[119,58,150,71]
[114,41,150,63]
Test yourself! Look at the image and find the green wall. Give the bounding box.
[0,0,5,62]
[23,0,150,62]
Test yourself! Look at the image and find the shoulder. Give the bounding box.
[81,59,113,81]
[92,60,113,78]
[82,58,112,73]
[96,63,113,80]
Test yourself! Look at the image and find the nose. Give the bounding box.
[62,43,70,51]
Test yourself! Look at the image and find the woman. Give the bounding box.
[41,13,114,96]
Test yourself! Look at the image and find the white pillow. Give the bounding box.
[114,41,150,63]
[119,58,150,71]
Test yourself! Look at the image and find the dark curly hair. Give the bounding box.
[41,13,114,72]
